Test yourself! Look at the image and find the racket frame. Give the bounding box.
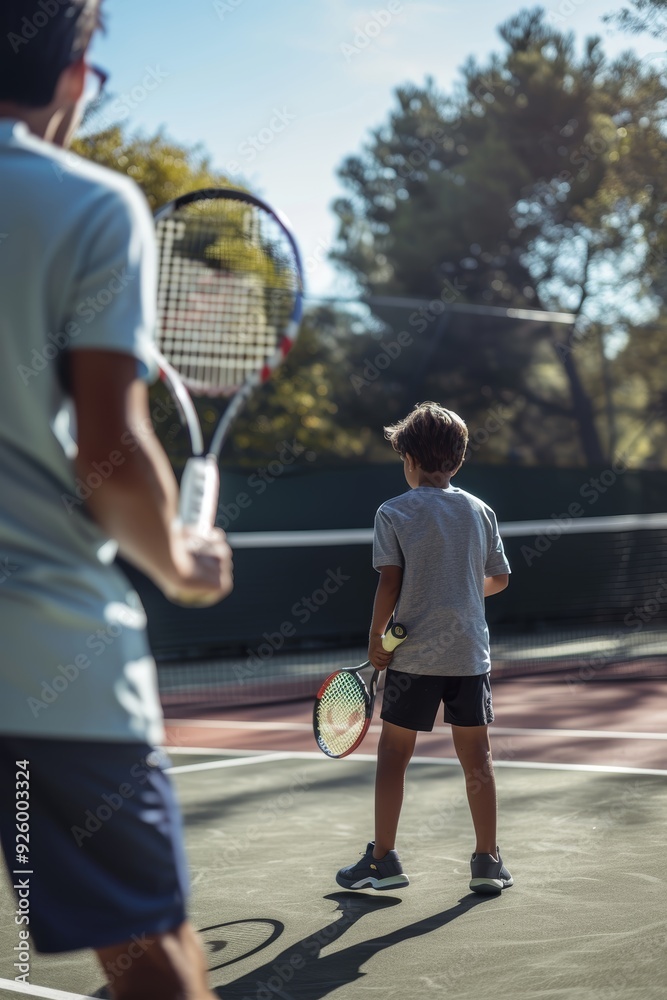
[313,624,407,759]
[152,187,305,529]
[153,351,205,457]
[312,662,375,760]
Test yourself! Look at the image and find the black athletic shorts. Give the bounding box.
[380,669,494,731]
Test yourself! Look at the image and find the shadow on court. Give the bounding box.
[212,892,490,999]
[88,894,488,1000]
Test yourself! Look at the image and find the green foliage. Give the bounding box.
[72,15,667,471]
[69,121,384,470]
[604,0,667,37]
[72,124,313,466]
[330,9,667,468]
[71,125,233,211]
[230,311,370,467]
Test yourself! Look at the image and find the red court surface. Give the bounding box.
[164,678,667,771]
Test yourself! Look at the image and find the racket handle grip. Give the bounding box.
[179,456,220,530]
[382,623,407,651]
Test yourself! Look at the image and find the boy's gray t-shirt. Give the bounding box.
[373,485,511,676]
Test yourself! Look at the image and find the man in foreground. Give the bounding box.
[0,3,232,996]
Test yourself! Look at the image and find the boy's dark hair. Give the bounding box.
[384,401,468,473]
[0,1,103,108]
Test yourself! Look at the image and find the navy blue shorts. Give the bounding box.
[0,738,189,953]
[381,670,494,731]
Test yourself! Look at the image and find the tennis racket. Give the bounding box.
[313,623,408,758]
[152,187,304,530]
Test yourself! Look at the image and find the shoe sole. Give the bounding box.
[469,877,513,895]
[335,873,410,891]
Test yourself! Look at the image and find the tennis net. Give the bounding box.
[156,513,667,711]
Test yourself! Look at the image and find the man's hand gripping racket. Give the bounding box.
[313,624,407,758]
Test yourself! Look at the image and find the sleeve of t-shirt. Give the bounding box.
[66,180,157,381]
[373,508,404,570]
[484,507,511,576]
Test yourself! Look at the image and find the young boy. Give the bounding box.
[0,3,232,997]
[336,401,512,896]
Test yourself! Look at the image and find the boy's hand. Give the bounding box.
[369,633,394,671]
[163,524,234,607]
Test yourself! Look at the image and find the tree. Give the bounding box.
[331,9,667,467]
[71,124,232,210]
[72,123,384,468]
[604,0,667,37]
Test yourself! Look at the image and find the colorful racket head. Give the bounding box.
[313,667,375,759]
[313,625,407,759]
[154,188,303,401]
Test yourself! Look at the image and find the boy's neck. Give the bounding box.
[415,470,453,489]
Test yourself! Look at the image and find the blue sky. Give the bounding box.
[89,0,658,296]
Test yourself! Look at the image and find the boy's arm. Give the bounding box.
[484,574,509,597]
[369,565,403,670]
[69,349,233,607]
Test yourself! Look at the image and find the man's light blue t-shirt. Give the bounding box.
[0,120,163,742]
[373,485,511,676]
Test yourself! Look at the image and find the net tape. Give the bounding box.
[154,514,667,709]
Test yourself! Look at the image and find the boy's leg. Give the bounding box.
[450,724,497,856]
[96,921,216,1000]
[374,720,418,858]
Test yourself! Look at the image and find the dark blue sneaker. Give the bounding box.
[336,842,410,891]
[469,848,513,895]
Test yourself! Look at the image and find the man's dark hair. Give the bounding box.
[384,401,469,473]
[0,1,103,108]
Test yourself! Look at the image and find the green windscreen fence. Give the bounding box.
[138,291,667,707]
[117,465,667,709]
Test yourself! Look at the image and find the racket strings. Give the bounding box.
[315,672,369,757]
[155,204,300,395]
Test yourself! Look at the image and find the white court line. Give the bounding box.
[167,718,314,731]
[492,727,667,741]
[165,718,667,741]
[166,746,266,756]
[166,751,293,775]
[165,747,667,777]
[0,979,96,999]
[467,758,667,777]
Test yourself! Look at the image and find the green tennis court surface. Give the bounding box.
[1,750,666,1000]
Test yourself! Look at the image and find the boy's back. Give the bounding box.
[374,484,509,676]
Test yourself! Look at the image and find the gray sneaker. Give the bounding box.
[336,842,410,891]
[469,848,513,895]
